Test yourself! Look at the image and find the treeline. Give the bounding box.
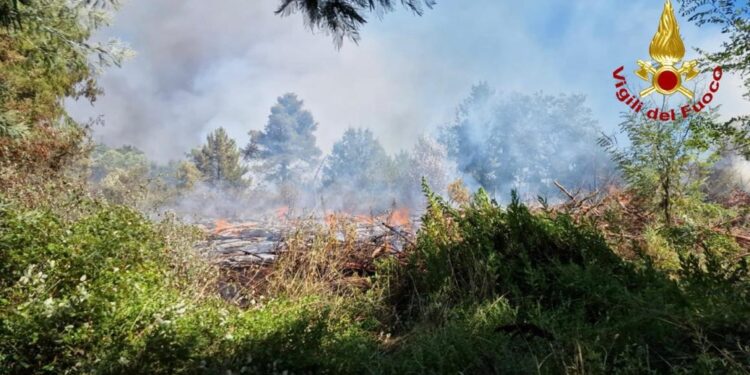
[87,93,456,217]
[89,88,620,218]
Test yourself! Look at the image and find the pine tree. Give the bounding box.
[244,93,322,185]
[191,127,249,189]
[275,0,434,47]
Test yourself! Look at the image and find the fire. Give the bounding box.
[211,219,259,236]
[355,214,375,224]
[386,208,410,227]
[324,211,341,226]
[275,206,289,220]
[323,208,410,228]
[213,219,231,234]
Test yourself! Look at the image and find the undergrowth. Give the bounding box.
[1,187,749,374]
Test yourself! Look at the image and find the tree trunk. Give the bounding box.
[662,174,671,226]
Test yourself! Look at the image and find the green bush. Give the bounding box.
[384,187,750,373]
[1,189,748,374]
[0,201,377,374]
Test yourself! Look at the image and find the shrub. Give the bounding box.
[0,201,377,374]
[384,185,750,373]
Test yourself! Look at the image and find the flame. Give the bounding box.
[211,219,258,235]
[355,214,375,224]
[387,208,410,227]
[324,212,337,226]
[275,206,289,220]
[213,219,231,234]
[649,0,685,66]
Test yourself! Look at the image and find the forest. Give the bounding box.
[1,0,750,374]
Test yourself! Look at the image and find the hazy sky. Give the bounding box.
[67,0,750,162]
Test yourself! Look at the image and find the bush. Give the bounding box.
[2,188,748,374]
[0,200,377,374]
[383,186,750,373]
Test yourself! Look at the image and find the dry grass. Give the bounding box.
[208,213,409,310]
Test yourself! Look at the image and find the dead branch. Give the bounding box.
[381,221,415,246]
[554,180,577,202]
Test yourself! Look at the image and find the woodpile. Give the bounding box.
[193,213,417,305]
[195,215,416,269]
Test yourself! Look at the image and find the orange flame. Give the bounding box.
[387,208,410,227]
[213,219,231,234]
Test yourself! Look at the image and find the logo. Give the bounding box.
[612,0,723,121]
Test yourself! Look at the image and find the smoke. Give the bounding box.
[66,0,750,219]
[67,0,438,162]
[66,0,749,162]
[729,155,750,190]
[439,85,616,203]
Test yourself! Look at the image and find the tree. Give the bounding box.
[0,0,126,123]
[5,1,431,49]
[1,0,114,29]
[244,93,322,186]
[680,0,750,97]
[678,1,750,200]
[408,135,453,194]
[275,0,434,47]
[679,1,750,158]
[600,109,731,226]
[175,160,203,190]
[88,144,151,205]
[0,0,128,197]
[324,127,391,189]
[322,127,395,210]
[191,127,249,189]
[440,83,612,200]
[90,144,149,182]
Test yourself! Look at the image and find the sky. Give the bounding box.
[67,0,750,162]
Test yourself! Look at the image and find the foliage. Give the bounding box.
[0,111,26,139]
[244,93,322,187]
[0,0,127,205]
[0,200,378,374]
[600,111,733,225]
[440,83,614,201]
[680,0,750,98]
[275,0,434,47]
[2,184,749,373]
[85,144,187,210]
[680,0,750,161]
[381,185,750,373]
[2,1,749,373]
[0,0,117,29]
[175,160,204,190]
[322,127,395,209]
[0,0,126,124]
[324,127,390,189]
[191,127,249,190]
[89,144,149,181]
